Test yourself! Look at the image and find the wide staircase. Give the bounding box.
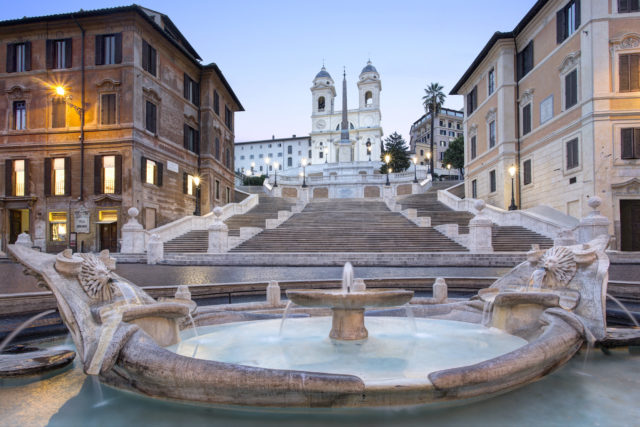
[163,195,295,253]
[229,199,467,253]
[398,183,553,252]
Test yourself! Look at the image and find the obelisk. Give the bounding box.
[338,68,352,163]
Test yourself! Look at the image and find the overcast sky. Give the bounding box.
[3,1,536,142]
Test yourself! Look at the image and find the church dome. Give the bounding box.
[315,66,332,80]
[361,60,377,74]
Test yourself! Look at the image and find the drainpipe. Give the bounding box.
[72,15,85,202]
[197,69,203,209]
[514,36,522,209]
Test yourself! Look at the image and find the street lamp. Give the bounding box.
[324,147,329,163]
[447,163,452,181]
[367,142,372,161]
[384,154,391,186]
[508,165,518,210]
[425,151,431,175]
[412,156,418,183]
[265,157,270,179]
[273,161,279,187]
[193,176,201,216]
[54,85,85,200]
[301,158,308,188]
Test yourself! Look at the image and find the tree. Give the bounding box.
[380,132,410,173]
[422,82,446,174]
[442,136,465,179]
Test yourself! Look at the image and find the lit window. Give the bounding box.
[187,175,196,195]
[13,160,25,196]
[53,158,65,195]
[103,156,116,194]
[99,210,118,222]
[146,159,156,184]
[49,212,68,242]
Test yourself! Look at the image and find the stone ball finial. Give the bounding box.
[213,207,223,218]
[587,197,601,210]
[474,199,486,212]
[127,207,139,219]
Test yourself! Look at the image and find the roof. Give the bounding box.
[203,63,244,111]
[361,60,377,74]
[235,136,310,145]
[315,66,332,80]
[450,0,549,95]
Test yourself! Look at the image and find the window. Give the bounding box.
[619,0,640,12]
[142,158,162,186]
[522,104,532,135]
[566,138,579,170]
[101,94,117,125]
[449,131,456,137]
[621,128,640,159]
[489,120,496,148]
[225,106,233,130]
[213,90,220,115]
[448,122,452,128]
[488,68,495,95]
[319,151,324,159]
[94,155,122,195]
[6,42,31,73]
[240,155,245,160]
[287,157,292,167]
[318,96,325,111]
[215,137,221,159]
[99,210,118,222]
[287,146,293,154]
[565,69,578,109]
[216,180,220,200]
[619,54,640,92]
[141,39,157,76]
[277,153,282,157]
[309,150,312,158]
[365,91,373,106]
[145,101,157,133]
[439,130,447,136]
[439,120,444,126]
[7,159,27,196]
[95,34,122,65]
[226,187,231,204]
[472,179,477,198]
[471,135,477,159]
[184,174,197,195]
[45,157,70,196]
[226,148,231,168]
[467,86,477,115]
[46,39,72,69]
[489,170,496,193]
[52,97,66,128]
[250,155,254,159]
[49,212,68,242]
[557,0,580,44]
[517,41,534,81]
[523,159,532,185]
[183,74,199,105]
[183,125,199,153]
[13,101,26,130]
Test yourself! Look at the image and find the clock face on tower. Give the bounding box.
[316,119,326,130]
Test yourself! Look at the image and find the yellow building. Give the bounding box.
[451,0,640,251]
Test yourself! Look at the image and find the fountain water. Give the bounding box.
[0,309,56,353]
[606,293,640,328]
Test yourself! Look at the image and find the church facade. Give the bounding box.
[309,62,383,164]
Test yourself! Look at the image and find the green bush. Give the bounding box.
[242,175,266,186]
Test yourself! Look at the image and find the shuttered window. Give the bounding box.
[141,39,157,76]
[94,155,122,194]
[141,157,163,186]
[95,33,122,65]
[52,97,66,128]
[145,101,157,133]
[517,41,534,81]
[619,53,640,92]
[621,128,640,159]
[523,159,532,185]
[225,106,233,130]
[565,69,578,109]
[557,0,580,44]
[618,0,640,13]
[6,159,28,197]
[183,125,199,153]
[466,86,477,115]
[522,104,532,136]
[13,101,26,130]
[470,135,477,159]
[183,74,200,105]
[471,179,477,198]
[101,94,117,125]
[489,170,496,193]
[213,90,220,115]
[45,157,71,196]
[489,120,496,148]
[566,138,579,170]
[6,42,31,73]
[46,39,72,69]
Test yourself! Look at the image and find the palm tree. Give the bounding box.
[422,83,446,175]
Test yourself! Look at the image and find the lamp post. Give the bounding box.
[426,151,431,175]
[324,147,329,163]
[193,176,201,216]
[367,141,372,161]
[301,158,308,188]
[447,163,451,181]
[508,165,518,210]
[412,156,418,183]
[384,154,391,186]
[265,157,270,179]
[273,161,279,187]
[55,85,85,200]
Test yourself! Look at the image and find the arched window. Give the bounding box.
[215,137,220,159]
[318,96,325,111]
[365,91,373,106]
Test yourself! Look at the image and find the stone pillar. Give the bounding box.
[15,232,32,248]
[120,207,146,253]
[576,197,610,244]
[147,234,163,264]
[208,207,228,253]
[433,277,448,303]
[266,280,281,306]
[468,200,493,253]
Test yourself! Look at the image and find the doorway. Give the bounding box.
[620,200,640,251]
[99,223,118,252]
[9,209,29,244]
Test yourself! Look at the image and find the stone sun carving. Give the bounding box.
[78,254,116,303]
[539,246,577,288]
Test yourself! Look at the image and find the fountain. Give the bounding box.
[286,262,413,340]
[4,235,628,409]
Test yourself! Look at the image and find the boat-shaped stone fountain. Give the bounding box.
[6,235,611,408]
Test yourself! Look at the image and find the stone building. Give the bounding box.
[234,135,311,174]
[409,108,464,177]
[450,0,640,251]
[0,6,243,253]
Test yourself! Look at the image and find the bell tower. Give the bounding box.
[358,60,381,110]
[311,66,336,116]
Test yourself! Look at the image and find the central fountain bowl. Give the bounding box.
[286,288,414,340]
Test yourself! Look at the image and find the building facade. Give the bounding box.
[0,6,243,253]
[451,0,640,251]
[309,62,383,164]
[235,135,311,174]
[409,108,464,177]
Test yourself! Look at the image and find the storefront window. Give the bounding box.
[49,211,67,241]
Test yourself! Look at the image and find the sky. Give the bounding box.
[2,0,536,142]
